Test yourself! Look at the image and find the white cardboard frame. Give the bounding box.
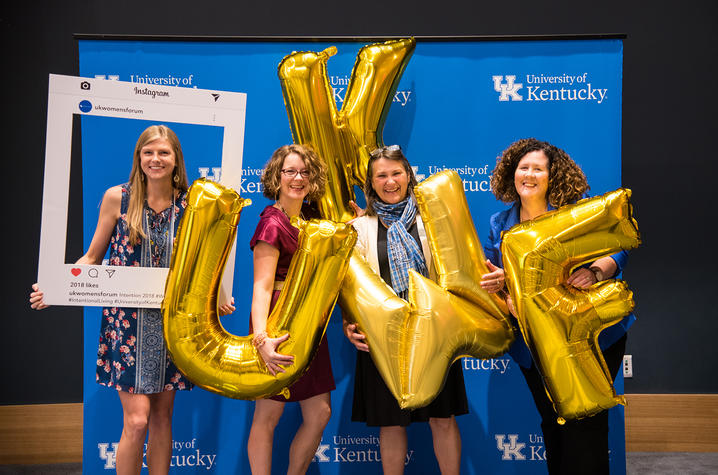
[38,74,247,308]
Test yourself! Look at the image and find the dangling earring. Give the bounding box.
[173,173,179,183]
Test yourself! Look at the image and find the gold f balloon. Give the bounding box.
[501,189,641,421]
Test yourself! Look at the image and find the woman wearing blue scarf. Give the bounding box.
[343,146,468,475]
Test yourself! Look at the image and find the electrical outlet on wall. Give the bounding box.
[623,355,633,378]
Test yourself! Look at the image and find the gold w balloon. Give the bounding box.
[341,171,515,409]
[162,179,356,399]
[278,37,416,222]
[501,189,640,420]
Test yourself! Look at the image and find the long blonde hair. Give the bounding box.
[126,125,189,244]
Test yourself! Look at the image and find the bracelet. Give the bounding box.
[589,266,603,282]
[252,331,268,349]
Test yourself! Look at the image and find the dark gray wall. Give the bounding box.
[3,0,717,404]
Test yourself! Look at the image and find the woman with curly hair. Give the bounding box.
[480,138,632,475]
[246,144,335,475]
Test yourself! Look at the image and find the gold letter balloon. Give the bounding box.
[278,38,416,222]
[501,189,641,421]
[162,179,356,399]
[340,171,515,409]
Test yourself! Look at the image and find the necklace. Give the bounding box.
[143,194,176,268]
[275,201,305,220]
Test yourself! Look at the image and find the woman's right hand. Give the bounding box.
[480,259,506,293]
[347,200,366,224]
[257,333,295,376]
[343,320,369,352]
[29,283,49,310]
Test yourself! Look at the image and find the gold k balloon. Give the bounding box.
[281,39,515,409]
[278,38,416,222]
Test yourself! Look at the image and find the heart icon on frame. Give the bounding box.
[71,268,81,276]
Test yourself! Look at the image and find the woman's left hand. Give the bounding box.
[218,297,236,316]
[566,268,598,289]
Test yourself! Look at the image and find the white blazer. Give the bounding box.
[351,215,436,280]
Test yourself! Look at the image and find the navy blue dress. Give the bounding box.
[96,184,193,394]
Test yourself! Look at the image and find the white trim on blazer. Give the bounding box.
[351,214,436,280]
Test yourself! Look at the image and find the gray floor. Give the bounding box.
[626,452,718,474]
[1,453,718,474]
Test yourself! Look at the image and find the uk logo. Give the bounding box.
[98,442,119,469]
[492,75,524,101]
[314,442,331,462]
[198,167,222,182]
[495,434,526,460]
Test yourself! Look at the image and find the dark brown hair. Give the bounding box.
[490,138,589,208]
[260,144,327,201]
[363,145,418,216]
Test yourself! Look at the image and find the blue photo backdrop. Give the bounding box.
[78,37,625,474]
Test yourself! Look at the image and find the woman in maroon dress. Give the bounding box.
[246,144,334,475]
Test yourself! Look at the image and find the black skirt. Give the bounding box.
[351,351,469,427]
[351,217,469,427]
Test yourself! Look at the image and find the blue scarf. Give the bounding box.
[372,196,428,298]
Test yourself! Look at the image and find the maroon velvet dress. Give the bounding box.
[249,205,335,402]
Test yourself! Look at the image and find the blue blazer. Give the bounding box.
[484,202,635,368]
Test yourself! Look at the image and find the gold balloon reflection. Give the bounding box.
[501,188,641,420]
[162,179,356,400]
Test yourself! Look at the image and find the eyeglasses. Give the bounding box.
[281,168,311,178]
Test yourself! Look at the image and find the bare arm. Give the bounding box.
[30,186,122,309]
[77,186,122,265]
[251,241,294,375]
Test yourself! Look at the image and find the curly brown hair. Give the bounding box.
[261,144,327,202]
[363,145,418,217]
[490,138,589,208]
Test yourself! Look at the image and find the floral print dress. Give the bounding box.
[96,183,193,394]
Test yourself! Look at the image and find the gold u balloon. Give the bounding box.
[340,171,515,409]
[162,179,356,399]
[278,38,416,222]
[501,189,641,421]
